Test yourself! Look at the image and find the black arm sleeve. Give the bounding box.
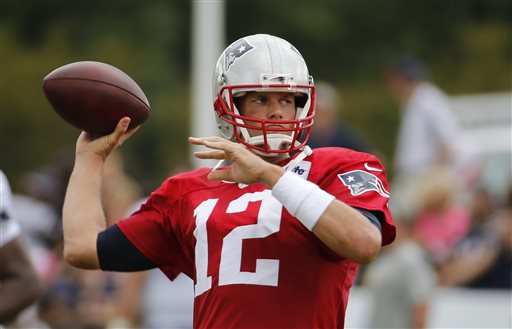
[97,224,157,272]
[355,207,382,233]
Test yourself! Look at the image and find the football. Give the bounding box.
[42,61,150,135]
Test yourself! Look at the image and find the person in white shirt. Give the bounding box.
[384,56,481,214]
[385,56,480,181]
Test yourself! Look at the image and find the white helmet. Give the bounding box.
[212,34,315,156]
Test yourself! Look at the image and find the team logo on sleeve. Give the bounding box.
[224,39,254,71]
[337,170,390,198]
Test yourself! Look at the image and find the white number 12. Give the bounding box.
[193,190,282,296]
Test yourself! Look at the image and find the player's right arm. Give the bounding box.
[63,117,137,269]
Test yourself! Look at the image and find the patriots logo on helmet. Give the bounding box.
[338,170,390,198]
[224,39,254,71]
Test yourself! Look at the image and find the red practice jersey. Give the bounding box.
[118,147,395,328]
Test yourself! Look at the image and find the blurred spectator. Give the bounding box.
[438,186,512,289]
[108,162,195,329]
[36,150,143,329]
[12,170,62,281]
[9,171,62,329]
[384,55,481,188]
[102,151,143,226]
[362,204,437,329]
[109,248,194,329]
[308,81,375,153]
[0,170,45,325]
[412,168,471,265]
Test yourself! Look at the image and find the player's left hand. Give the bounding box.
[189,136,283,186]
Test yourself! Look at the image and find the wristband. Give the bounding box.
[272,172,335,230]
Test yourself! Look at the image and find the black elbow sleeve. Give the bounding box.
[355,208,382,233]
[97,224,157,272]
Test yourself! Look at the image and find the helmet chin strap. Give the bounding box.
[283,145,313,172]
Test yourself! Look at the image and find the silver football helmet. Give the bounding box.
[212,34,315,156]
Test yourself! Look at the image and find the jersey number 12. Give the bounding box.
[193,190,282,296]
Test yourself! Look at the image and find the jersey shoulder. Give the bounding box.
[308,147,386,176]
[152,167,221,201]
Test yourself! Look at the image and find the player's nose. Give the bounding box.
[267,99,284,120]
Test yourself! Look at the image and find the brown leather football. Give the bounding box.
[42,61,150,135]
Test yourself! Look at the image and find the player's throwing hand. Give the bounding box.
[76,117,139,161]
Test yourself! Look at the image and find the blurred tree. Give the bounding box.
[1,0,191,192]
[0,0,510,190]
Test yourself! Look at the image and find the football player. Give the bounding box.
[62,34,395,328]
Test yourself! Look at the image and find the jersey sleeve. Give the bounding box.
[311,149,396,246]
[116,181,191,280]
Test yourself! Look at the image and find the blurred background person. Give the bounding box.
[34,150,144,329]
[362,203,437,329]
[12,170,62,282]
[438,185,512,289]
[411,168,471,266]
[384,55,482,210]
[308,81,375,154]
[0,170,45,326]
[107,162,195,329]
[101,151,143,226]
[9,169,62,329]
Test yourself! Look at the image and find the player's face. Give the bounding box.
[237,91,296,137]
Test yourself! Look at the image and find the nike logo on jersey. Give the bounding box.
[338,170,390,198]
[364,162,382,172]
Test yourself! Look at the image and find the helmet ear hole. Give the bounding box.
[215,115,234,140]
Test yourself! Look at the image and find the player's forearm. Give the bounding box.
[312,201,382,263]
[63,155,105,269]
[271,171,381,263]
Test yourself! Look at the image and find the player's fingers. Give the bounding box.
[77,131,91,143]
[207,168,233,182]
[119,125,140,145]
[107,117,130,142]
[194,150,226,160]
[108,117,130,145]
[189,136,237,152]
[116,117,131,134]
[189,136,227,143]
